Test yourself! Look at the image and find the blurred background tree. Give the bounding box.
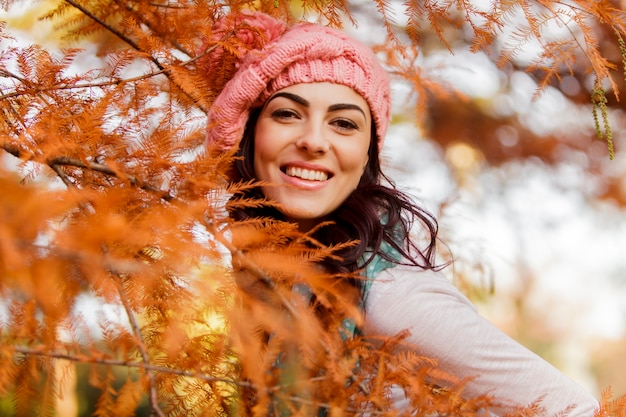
[1,0,625,415]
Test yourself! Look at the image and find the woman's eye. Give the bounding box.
[332,118,359,131]
[271,109,299,120]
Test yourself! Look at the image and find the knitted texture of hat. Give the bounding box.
[205,13,391,152]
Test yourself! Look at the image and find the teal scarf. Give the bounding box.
[275,241,401,416]
[340,239,401,340]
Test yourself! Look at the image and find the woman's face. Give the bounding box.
[253,82,372,230]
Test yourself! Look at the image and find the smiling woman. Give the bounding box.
[204,10,600,417]
[253,83,371,228]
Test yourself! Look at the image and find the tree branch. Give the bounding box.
[62,0,209,112]
[63,0,141,52]
[1,146,373,403]
[10,344,249,387]
[0,47,215,101]
[113,277,166,417]
[116,0,193,58]
[46,156,174,201]
[11,344,384,414]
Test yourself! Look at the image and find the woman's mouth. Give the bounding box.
[284,166,330,181]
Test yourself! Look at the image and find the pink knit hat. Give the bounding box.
[205,12,391,152]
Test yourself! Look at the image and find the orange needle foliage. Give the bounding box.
[0,0,625,416]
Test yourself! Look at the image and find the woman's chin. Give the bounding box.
[281,209,328,231]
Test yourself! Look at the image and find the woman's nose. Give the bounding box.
[295,123,330,154]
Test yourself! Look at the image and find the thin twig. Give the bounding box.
[118,0,193,57]
[12,344,382,414]
[0,47,215,101]
[114,279,166,417]
[49,162,75,187]
[0,143,23,159]
[10,345,248,387]
[62,0,209,112]
[47,156,174,201]
[64,0,141,52]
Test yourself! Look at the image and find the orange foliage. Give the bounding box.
[0,0,625,416]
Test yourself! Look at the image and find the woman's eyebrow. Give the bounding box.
[328,103,367,119]
[266,92,308,106]
[266,92,367,119]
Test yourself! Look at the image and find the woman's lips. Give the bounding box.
[279,163,333,190]
[284,166,329,181]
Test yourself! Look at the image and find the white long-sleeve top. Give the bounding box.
[363,265,600,416]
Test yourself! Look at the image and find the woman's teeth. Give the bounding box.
[285,166,328,181]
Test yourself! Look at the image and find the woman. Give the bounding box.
[205,11,599,416]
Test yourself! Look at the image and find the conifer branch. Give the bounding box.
[63,0,140,52]
[203,217,373,398]
[46,156,175,200]
[281,394,385,416]
[0,46,215,102]
[62,0,210,112]
[11,342,384,414]
[119,0,193,58]
[9,345,250,387]
[2,144,173,201]
[591,78,614,160]
[114,277,166,417]
[204,218,301,319]
[0,142,22,159]
[0,68,27,84]
[5,144,375,407]
[148,2,185,9]
[49,161,75,188]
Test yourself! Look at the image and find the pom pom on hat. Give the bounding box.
[206,12,391,152]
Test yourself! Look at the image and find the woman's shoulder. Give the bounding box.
[363,264,599,416]
[366,264,476,310]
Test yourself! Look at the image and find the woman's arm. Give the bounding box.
[363,266,599,416]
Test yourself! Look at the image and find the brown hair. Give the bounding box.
[228,109,440,290]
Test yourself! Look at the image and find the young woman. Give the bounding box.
[205,11,599,416]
